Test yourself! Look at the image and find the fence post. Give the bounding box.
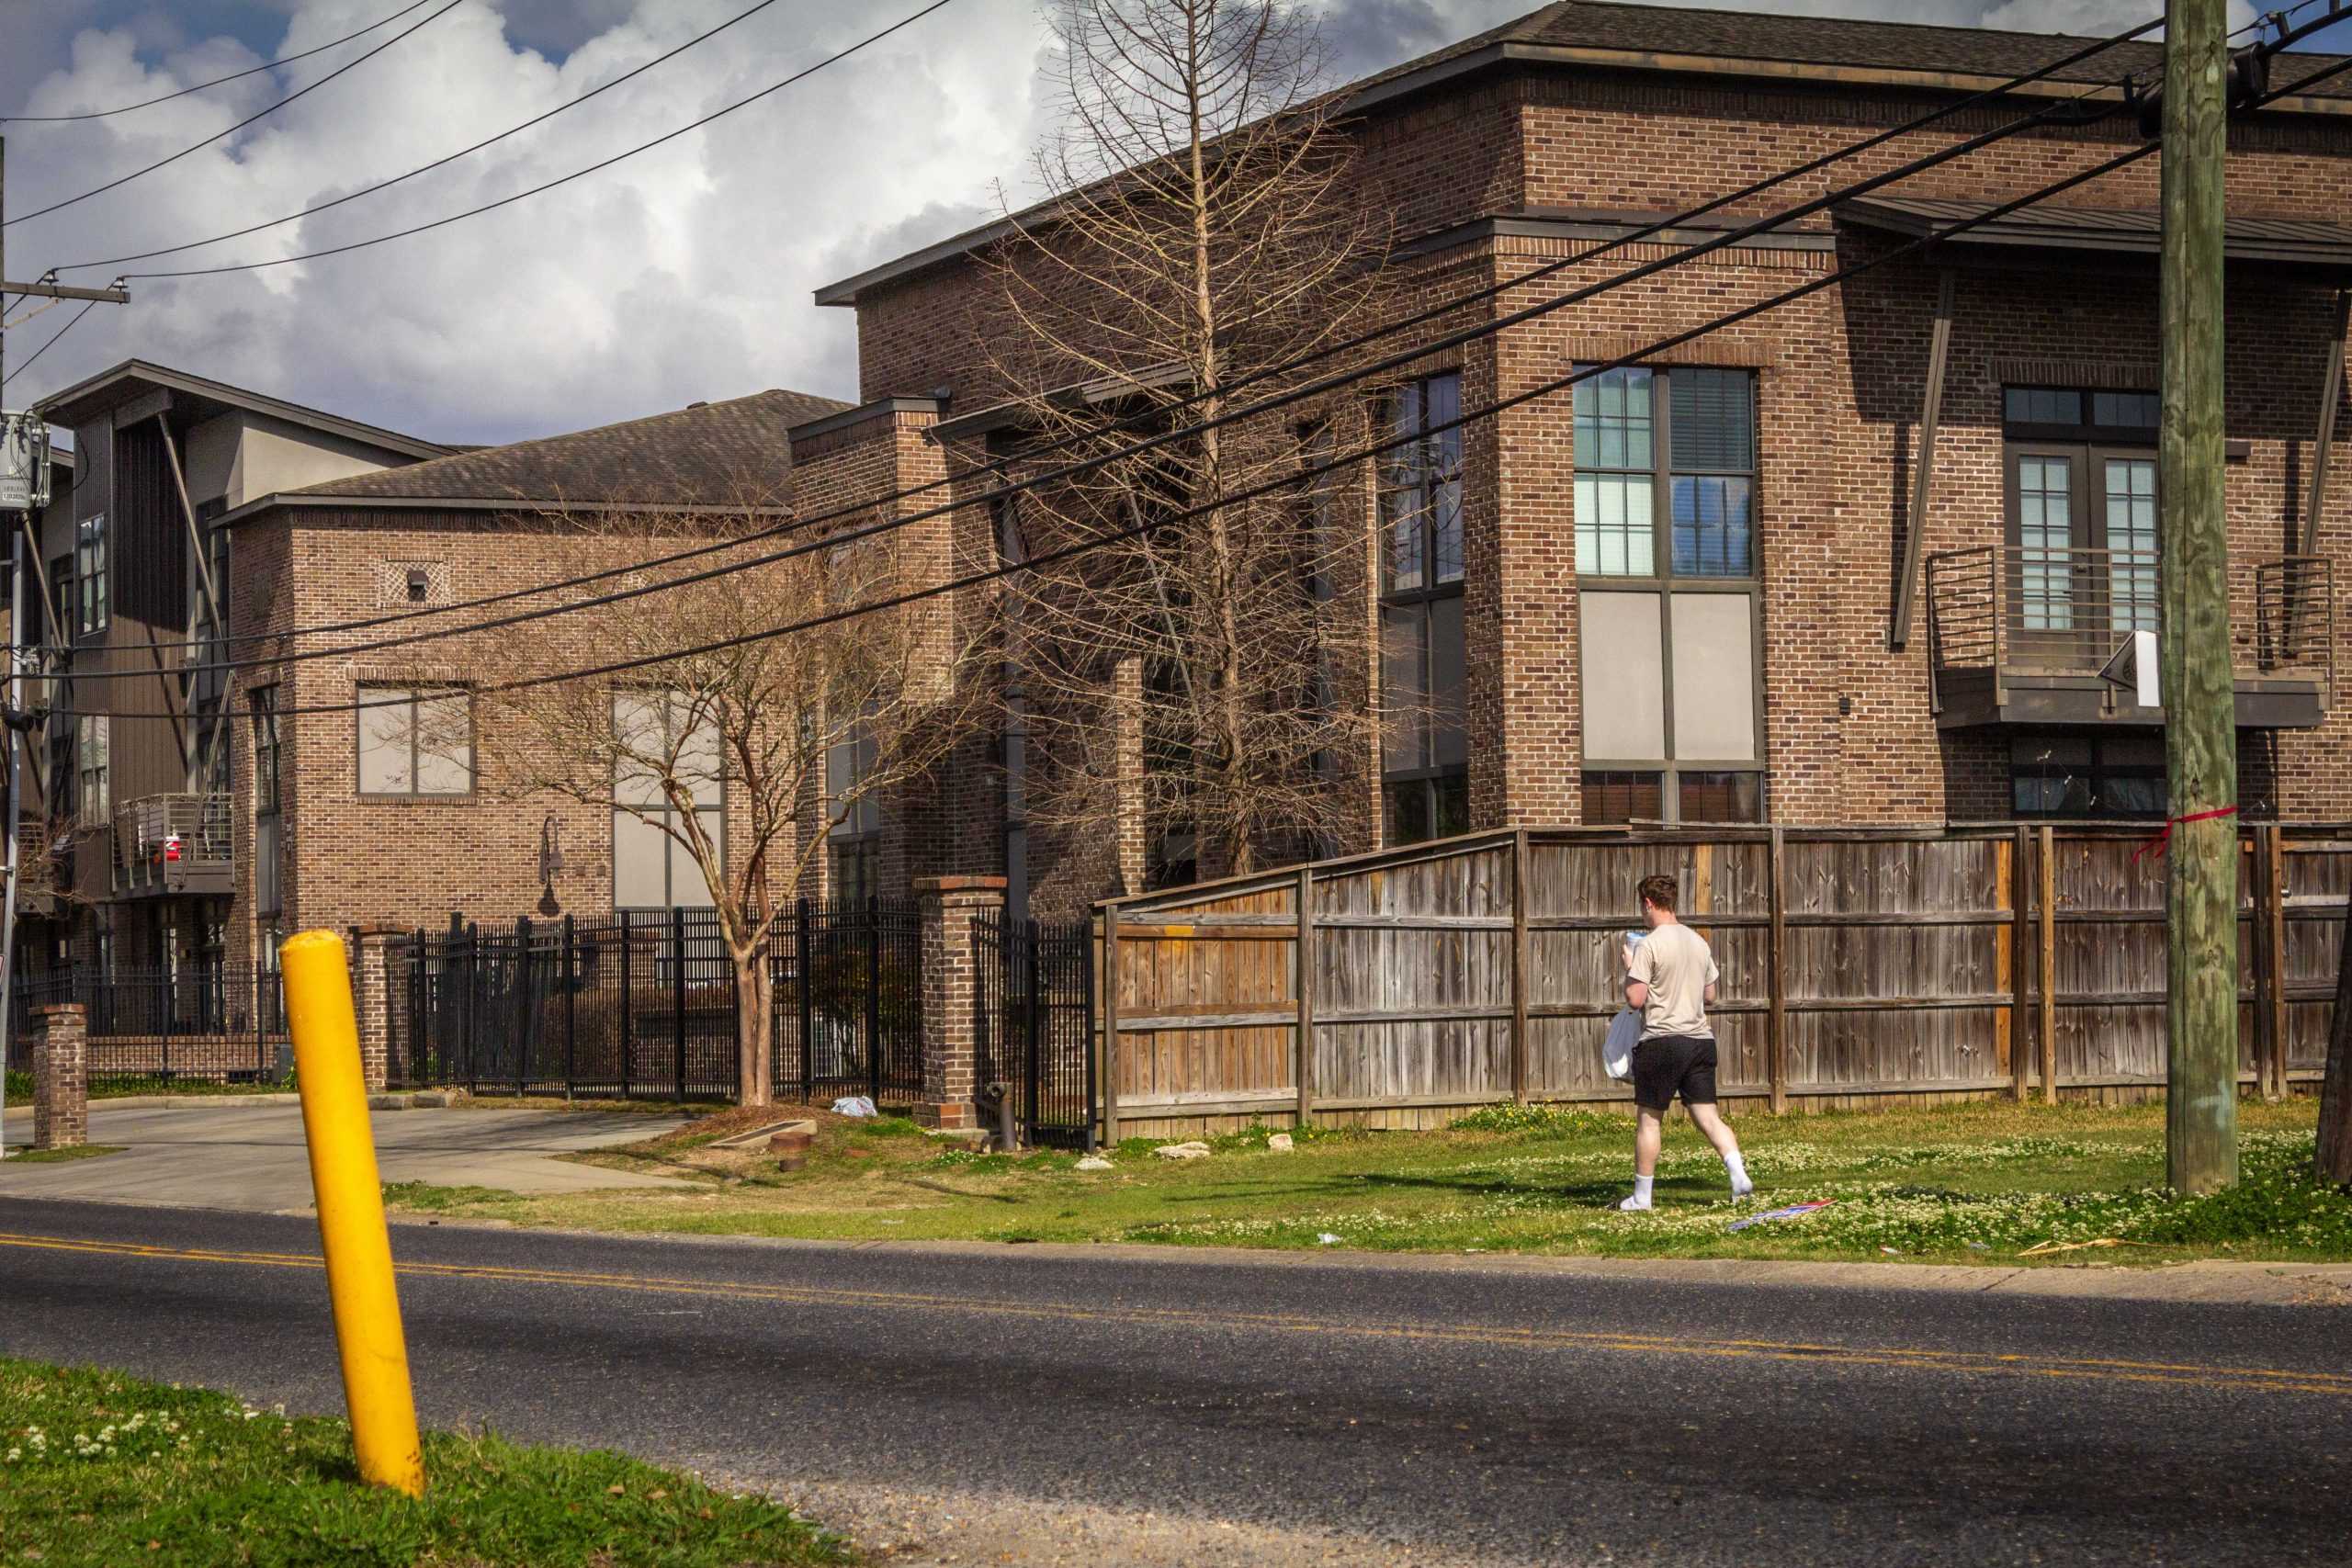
[913,876,1004,1129]
[561,914,577,1102]
[797,897,813,1103]
[1508,833,1528,1107]
[1768,826,1788,1115]
[1297,864,1318,1122]
[2262,824,2290,1100]
[2010,828,2030,1102]
[410,929,427,1087]
[865,896,882,1104]
[673,907,688,1103]
[1102,902,1122,1147]
[514,915,534,1098]
[159,960,174,1085]
[1023,918,1043,1138]
[2040,825,2058,1103]
[618,910,633,1100]
[1081,919,1100,1153]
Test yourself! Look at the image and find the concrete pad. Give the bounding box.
[0,1103,694,1211]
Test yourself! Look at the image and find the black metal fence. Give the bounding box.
[5,964,288,1084]
[975,914,1097,1148]
[393,900,924,1103]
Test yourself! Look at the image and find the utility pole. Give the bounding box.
[0,134,130,1161]
[2160,0,2239,1194]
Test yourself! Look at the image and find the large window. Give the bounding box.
[2012,734,2165,819]
[1380,371,1468,844]
[826,723,881,904]
[2003,385,2159,643]
[1575,365,1765,824]
[74,515,107,637]
[356,686,472,797]
[613,692,720,909]
[253,687,282,915]
[76,715,108,823]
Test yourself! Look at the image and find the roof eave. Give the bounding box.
[29,359,451,459]
[220,492,799,528]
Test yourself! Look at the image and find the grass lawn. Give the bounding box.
[0,1145,125,1164]
[375,1096,2352,1266]
[0,1359,843,1568]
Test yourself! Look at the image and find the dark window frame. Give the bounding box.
[2010,732,2167,820]
[354,684,475,800]
[253,686,283,916]
[74,513,107,637]
[1379,370,1468,847]
[1574,366,1758,583]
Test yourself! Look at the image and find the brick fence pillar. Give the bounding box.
[33,1003,87,1151]
[351,928,403,1092]
[915,875,1006,1130]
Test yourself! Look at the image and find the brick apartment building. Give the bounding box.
[18,361,843,979]
[794,0,2352,919]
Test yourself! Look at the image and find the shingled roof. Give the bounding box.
[283,387,850,509]
[816,0,2352,308]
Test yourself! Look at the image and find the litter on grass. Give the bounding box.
[2016,1236,2155,1258]
[830,1096,877,1118]
[1725,1200,1837,1233]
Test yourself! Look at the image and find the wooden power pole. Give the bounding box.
[2161,0,2239,1194]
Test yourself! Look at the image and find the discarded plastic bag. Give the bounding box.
[1725,1199,1835,1233]
[1601,1007,1641,1082]
[830,1095,877,1118]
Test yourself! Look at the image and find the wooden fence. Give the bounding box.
[1095,824,2351,1137]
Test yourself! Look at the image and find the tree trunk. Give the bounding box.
[2318,895,2352,1184]
[734,949,774,1107]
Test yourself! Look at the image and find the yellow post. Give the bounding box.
[282,929,424,1496]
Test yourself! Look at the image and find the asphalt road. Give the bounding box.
[0,1198,2346,1567]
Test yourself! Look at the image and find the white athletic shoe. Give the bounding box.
[1618,1192,1653,1212]
[1731,1175,1756,1200]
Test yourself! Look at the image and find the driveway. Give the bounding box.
[0,1102,692,1211]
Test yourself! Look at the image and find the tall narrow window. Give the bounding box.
[253,686,283,916]
[1575,365,1765,823]
[47,553,70,650]
[2002,384,2161,653]
[75,514,107,637]
[356,687,472,797]
[827,721,882,903]
[613,692,721,909]
[76,715,108,823]
[1380,371,1468,845]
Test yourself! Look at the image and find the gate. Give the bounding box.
[396,900,924,1104]
[975,913,1096,1148]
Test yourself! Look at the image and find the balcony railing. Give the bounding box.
[1924,545,2333,724]
[113,792,234,896]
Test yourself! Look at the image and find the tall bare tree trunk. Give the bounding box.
[735,947,775,1107]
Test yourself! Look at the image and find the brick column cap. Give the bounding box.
[914,875,1007,895]
[350,925,409,939]
[35,1002,86,1020]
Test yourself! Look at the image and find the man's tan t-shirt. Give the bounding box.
[1628,922,1719,1040]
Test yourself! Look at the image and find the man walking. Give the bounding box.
[1619,873,1752,1210]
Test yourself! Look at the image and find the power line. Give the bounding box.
[2,0,465,230]
[79,0,964,278]
[60,21,2161,664]
[1,299,96,388]
[34,139,2182,725]
[0,1,438,125]
[54,0,794,275]
[47,71,2135,683]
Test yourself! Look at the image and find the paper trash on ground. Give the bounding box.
[1725,1200,1836,1233]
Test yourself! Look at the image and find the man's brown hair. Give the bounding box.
[1638,874,1678,914]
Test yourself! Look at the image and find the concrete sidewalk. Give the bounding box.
[0,1102,693,1211]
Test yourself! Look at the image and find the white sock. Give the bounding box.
[1620,1175,1654,1212]
[1724,1151,1753,1197]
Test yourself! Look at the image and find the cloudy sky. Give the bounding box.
[1,0,2343,445]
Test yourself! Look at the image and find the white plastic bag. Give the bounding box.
[1602,1007,1642,1082]
[830,1095,877,1118]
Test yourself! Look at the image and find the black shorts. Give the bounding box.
[1632,1034,1718,1112]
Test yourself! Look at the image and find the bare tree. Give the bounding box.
[416,506,980,1106]
[972,0,1401,886]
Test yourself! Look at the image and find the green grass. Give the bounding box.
[377,1096,2352,1267]
[0,1145,125,1165]
[0,1359,844,1567]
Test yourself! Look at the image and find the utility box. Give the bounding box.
[0,412,52,513]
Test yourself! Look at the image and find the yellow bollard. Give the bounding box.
[282,929,424,1496]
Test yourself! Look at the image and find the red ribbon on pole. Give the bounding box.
[2132,805,2239,863]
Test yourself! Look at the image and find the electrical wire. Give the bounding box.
[2,0,466,230]
[75,0,962,277]
[58,19,2164,664]
[0,1,438,125]
[1,301,97,389]
[29,139,2185,724]
[54,0,794,274]
[44,71,2140,684]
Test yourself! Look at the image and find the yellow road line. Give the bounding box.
[2,1228,2345,1398]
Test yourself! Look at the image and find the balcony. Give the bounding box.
[1925,546,2333,730]
[114,793,234,897]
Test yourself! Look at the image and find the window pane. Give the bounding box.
[1430,595,1466,768]
[357,690,413,795]
[1669,368,1754,472]
[1385,780,1432,845]
[612,693,668,806]
[1380,484,1425,592]
[676,705,724,807]
[1670,475,1753,577]
[614,810,670,908]
[1679,771,1763,824]
[669,820,716,908]
[1583,771,1663,825]
[1576,472,1654,576]
[1574,367,1653,473]
[1431,770,1470,838]
[1432,477,1463,585]
[2104,457,2159,633]
[414,693,471,795]
[2093,390,2159,429]
[1381,604,1429,773]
